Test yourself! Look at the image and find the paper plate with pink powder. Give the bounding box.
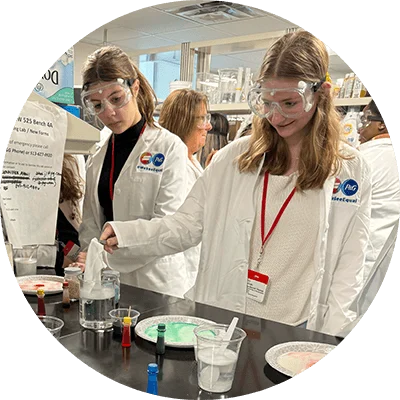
[265,341,336,376]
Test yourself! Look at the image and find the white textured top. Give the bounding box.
[246,172,320,326]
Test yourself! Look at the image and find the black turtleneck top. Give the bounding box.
[98,116,145,222]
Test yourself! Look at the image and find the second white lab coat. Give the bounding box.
[79,123,191,298]
[355,138,400,314]
[109,137,372,336]
[184,157,204,287]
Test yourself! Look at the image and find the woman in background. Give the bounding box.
[55,154,85,275]
[158,88,212,286]
[197,112,229,168]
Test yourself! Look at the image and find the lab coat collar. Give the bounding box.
[360,137,392,150]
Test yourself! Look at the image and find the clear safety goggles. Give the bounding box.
[81,78,134,116]
[247,80,324,119]
[358,110,384,129]
[196,112,211,128]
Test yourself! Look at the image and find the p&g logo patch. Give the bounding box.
[341,179,358,196]
[152,153,165,167]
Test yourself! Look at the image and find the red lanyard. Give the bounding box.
[256,172,296,268]
[109,122,146,201]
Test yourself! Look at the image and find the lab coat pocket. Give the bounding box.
[128,173,160,219]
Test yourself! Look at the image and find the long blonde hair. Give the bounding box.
[238,31,344,191]
[81,45,157,127]
[159,89,209,144]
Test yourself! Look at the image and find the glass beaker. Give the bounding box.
[102,269,121,308]
[196,72,220,104]
[78,274,115,330]
[218,69,239,104]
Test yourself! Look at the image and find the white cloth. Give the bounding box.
[354,138,400,315]
[109,137,372,337]
[79,123,191,298]
[84,238,109,282]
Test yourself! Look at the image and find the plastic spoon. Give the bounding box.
[217,317,238,355]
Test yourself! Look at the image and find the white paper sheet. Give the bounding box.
[1,98,67,246]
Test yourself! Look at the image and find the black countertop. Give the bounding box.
[25,278,342,398]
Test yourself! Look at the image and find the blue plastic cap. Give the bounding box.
[148,363,159,373]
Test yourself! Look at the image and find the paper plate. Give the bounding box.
[135,315,215,348]
[265,341,336,377]
[17,275,64,295]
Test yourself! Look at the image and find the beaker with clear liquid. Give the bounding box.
[78,274,115,330]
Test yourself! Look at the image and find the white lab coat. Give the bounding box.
[109,137,372,336]
[355,138,400,314]
[79,123,191,298]
[185,157,204,287]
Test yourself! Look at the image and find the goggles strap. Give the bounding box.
[310,76,326,92]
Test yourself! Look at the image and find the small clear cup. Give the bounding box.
[109,308,140,337]
[38,316,64,339]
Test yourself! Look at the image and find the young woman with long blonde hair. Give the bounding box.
[100,31,372,337]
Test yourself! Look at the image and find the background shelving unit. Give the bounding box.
[209,97,372,114]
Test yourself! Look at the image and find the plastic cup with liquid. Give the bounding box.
[194,323,246,393]
[14,245,38,276]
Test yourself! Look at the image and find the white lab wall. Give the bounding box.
[73,42,100,87]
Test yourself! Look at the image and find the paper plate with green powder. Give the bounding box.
[135,315,215,348]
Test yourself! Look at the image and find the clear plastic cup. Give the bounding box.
[14,245,38,276]
[194,323,246,393]
[109,308,140,337]
[38,316,64,339]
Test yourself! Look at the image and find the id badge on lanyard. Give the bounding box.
[246,172,296,303]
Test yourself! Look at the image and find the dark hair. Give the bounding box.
[368,100,382,119]
[198,112,229,168]
[209,113,229,136]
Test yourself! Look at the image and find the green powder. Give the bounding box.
[145,322,214,344]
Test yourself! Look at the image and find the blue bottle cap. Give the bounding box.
[147,363,159,373]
